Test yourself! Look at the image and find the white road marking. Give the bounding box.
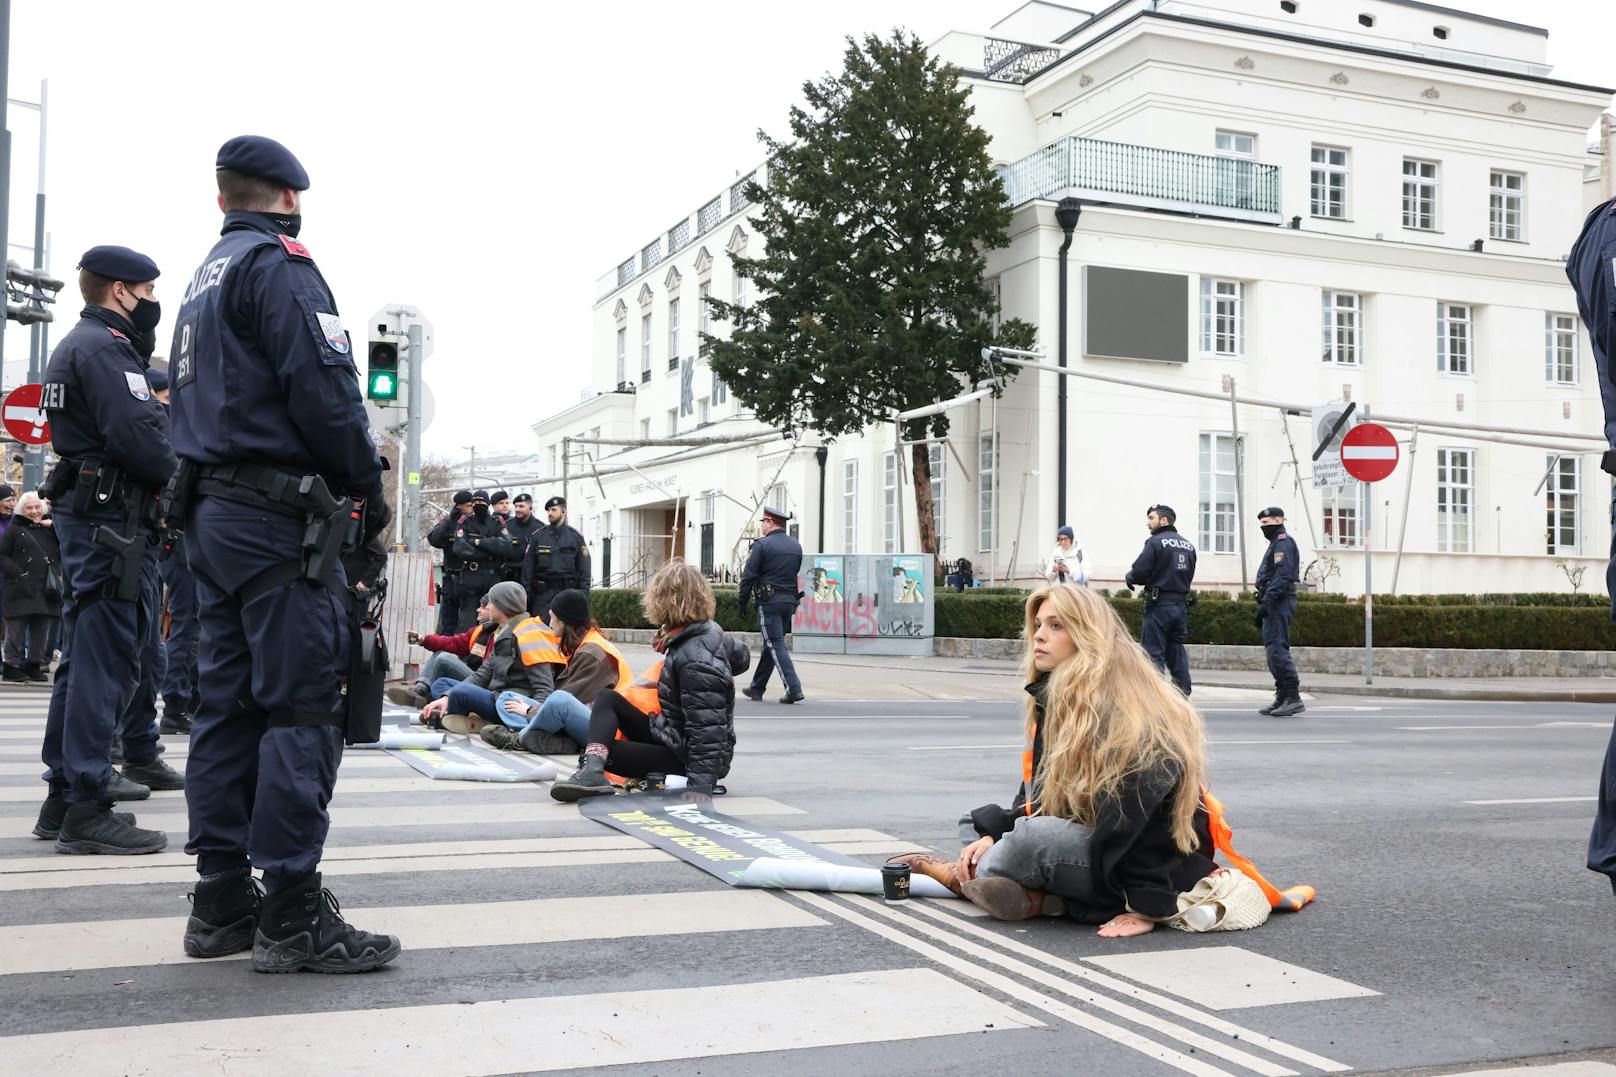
[1399,723,1609,732]
[0,754,410,777]
[906,743,1021,751]
[1212,740,1352,746]
[1433,1064,1616,1076]
[796,891,1240,1077]
[1086,946,1379,1010]
[1465,796,1598,806]
[0,889,824,976]
[0,968,1034,1075]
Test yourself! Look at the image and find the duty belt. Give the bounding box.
[1148,590,1189,604]
[194,461,315,520]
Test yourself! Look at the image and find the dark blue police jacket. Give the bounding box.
[1125,526,1197,593]
[168,211,382,501]
[43,305,176,489]
[1255,532,1300,604]
[739,529,803,608]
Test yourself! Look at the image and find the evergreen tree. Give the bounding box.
[707,31,1035,558]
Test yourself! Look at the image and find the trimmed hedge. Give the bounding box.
[591,587,1616,649]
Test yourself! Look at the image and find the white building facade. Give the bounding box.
[543,0,1613,595]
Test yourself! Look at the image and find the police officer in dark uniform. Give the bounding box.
[738,506,805,704]
[1567,195,1616,894]
[427,490,475,632]
[140,365,200,736]
[504,493,541,581]
[1253,507,1304,717]
[34,245,179,854]
[1125,504,1196,696]
[169,136,399,972]
[429,489,511,631]
[524,495,590,621]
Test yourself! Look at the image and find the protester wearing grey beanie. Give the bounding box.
[488,581,528,617]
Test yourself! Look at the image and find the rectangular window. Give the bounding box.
[1214,131,1257,208]
[697,397,710,425]
[547,445,558,476]
[1198,433,1242,554]
[698,282,712,357]
[1321,291,1361,365]
[1437,302,1471,375]
[1546,455,1580,554]
[640,313,652,382]
[1199,278,1244,357]
[882,452,898,553]
[1309,145,1349,219]
[1215,131,1256,158]
[733,266,749,310]
[640,417,651,440]
[928,442,947,555]
[615,327,627,386]
[1401,158,1439,230]
[1546,313,1578,385]
[667,298,681,371]
[978,433,995,552]
[1321,484,1360,547]
[1436,448,1474,552]
[842,460,859,552]
[666,408,677,436]
[1488,170,1525,241]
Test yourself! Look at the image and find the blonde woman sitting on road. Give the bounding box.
[895,585,1218,937]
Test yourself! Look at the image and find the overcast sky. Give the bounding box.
[5,0,1612,461]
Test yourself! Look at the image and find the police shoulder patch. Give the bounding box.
[316,313,349,354]
[1273,551,1285,562]
[124,370,152,401]
[278,234,312,262]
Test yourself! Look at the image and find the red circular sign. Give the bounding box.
[2,384,50,446]
[1340,422,1399,482]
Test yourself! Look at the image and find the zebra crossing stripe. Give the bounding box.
[0,888,824,976]
[0,968,1036,1074]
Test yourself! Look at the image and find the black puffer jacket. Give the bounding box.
[650,620,750,792]
[0,517,62,618]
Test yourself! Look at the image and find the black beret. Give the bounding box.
[452,490,474,505]
[490,490,510,502]
[512,493,533,504]
[215,135,310,191]
[1148,504,1177,521]
[77,245,159,282]
[1257,506,1286,519]
[544,496,566,510]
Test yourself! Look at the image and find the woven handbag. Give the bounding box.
[1161,868,1272,932]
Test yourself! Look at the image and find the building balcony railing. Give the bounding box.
[999,135,1283,224]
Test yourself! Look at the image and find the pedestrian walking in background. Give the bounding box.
[1254,507,1303,718]
[0,492,61,683]
[738,506,805,704]
[1125,505,1196,696]
[1046,526,1087,585]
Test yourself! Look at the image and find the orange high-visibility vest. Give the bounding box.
[1202,788,1315,912]
[578,628,634,694]
[622,659,663,715]
[512,618,566,667]
[466,624,485,653]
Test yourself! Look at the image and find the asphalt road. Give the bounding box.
[1,683,1614,1076]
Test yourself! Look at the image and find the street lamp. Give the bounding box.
[1053,197,1082,529]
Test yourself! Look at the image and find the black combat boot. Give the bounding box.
[55,800,167,854]
[185,868,264,958]
[24,661,49,683]
[517,727,579,756]
[1269,690,1306,719]
[779,688,805,704]
[252,874,401,974]
[121,757,185,791]
[33,788,133,839]
[160,696,192,735]
[1,663,25,683]
[740,686,764,702]
[105,770,151,800]
[549,752,616,802]
[1257,692,1283,716]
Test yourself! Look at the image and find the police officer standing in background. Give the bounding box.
[1254,507,1304,718]
[739,506,805,704]
[1566,193,1616,895]
[428,490,476,632]
[430,490,511,631]
[1125,504,1196,696]
[34,245,179,853]
[525,495,590,621]
[170,136,399,972]
[504,493,540,581]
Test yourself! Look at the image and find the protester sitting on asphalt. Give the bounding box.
[482,589,630,755]
[552,559,749,802]
[418,581,564,734]
[387,595,499,708]
[0,492,62,683]
[893,585,1219,935]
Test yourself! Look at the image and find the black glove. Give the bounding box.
[1253,606,1266,630]
[363,494,393,545]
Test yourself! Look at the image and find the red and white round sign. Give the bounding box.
[1340,422,1399,483]
[1,384,50,446]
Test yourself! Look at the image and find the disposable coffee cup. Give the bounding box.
[881,861,911,904]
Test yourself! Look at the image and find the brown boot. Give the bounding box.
[888,853,962,896]
[960,877,1045,921]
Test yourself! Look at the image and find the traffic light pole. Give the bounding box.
[404,323,424,551]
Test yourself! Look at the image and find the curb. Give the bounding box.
[1196,678,1616,704]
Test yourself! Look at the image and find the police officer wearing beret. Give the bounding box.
[1566,196,1616,894]
[523,495,590,621]
[428,489,513,631]
[1253,507,1303,717]
[739,506,805,704]
[169,135,399,972]
[1125,504,1196,696]
[503,493,541,581]
[35,246,181,854]
[427,490,474,632]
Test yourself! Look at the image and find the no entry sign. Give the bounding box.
[2,384,50,446]
[1340,422,1398,482]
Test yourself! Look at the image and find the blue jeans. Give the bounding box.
[432,677,500,721]
[973,814,1097,905]
[417,651,473,694]
[497,688,589,743]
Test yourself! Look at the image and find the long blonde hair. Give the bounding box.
[1021,586,1207,852]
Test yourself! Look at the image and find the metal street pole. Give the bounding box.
[1226,375,1249,593]
[0,0,13,389]
[1362,405,1373,685]
[16,80,47,491]
[1391,426,1420,594]
[405,323,423,550]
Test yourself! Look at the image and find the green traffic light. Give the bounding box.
[368,370,398,401]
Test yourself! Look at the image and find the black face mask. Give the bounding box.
[266,213,301,238]
[119,289,162,334]
[473,502,489,519]
[129,327,158,360]
[1261,523,1284,540]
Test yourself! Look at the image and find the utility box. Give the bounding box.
[793,555,849,655]
[790,553,935,657]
